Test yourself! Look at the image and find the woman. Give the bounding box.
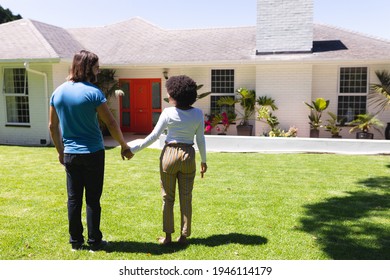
[49,50,132,251]
[125,75,207,245]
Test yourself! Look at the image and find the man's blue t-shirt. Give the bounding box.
[50,81,107,154]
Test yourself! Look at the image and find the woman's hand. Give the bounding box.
[121,146,134,160]
[200,162,207,178]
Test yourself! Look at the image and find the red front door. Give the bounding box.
[119,79,161,134]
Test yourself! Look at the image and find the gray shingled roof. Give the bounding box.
[1,17,389,64]
[311,24,390,61]
[67,18,257,65]
[0,19,83,61]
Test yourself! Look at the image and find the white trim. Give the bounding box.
[2,67,29,96]
[5,122,31,127]
[337,66,369,95]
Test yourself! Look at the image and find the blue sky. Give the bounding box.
[1,0,389,40]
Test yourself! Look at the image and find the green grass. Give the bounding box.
[0,145,389,260]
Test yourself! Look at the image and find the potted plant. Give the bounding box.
[217,87,256,136]
[214,111,236,135]
[256,95,279,136]
[348,113,384,139]
[324,112,343,138]
[204,114,216,134]
[304,98,330,138]
[368,70,390,139]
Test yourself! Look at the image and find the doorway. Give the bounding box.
[119,79,162,133]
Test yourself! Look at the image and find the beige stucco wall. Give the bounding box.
[2,61,390,147]
[111,63,390,139]
[0,63,56,146]
[312,63,390,139]
[255,63,313,137]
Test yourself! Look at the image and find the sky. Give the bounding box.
[1,0,389,40]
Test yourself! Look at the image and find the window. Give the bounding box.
[210,69,235,115]
[337,67,368,123]
[210,95,236,116]
[211,69,234,93]
[3,68,30,124]
[151,81,161,127]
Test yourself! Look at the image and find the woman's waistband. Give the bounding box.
[165,142,194,147]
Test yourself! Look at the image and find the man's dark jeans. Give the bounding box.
[64,150,105,245]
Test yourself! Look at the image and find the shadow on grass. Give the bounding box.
[106,233,267,255]
[299,177,390,260]
[190,233,267,247]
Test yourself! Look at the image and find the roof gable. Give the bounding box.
[0,19,83,61]
[31,20,84,58]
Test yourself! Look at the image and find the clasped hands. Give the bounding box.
[121,145,134,160]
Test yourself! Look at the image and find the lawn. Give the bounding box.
[0,145,389,260]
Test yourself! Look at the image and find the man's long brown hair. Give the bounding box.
[68,50,99,83]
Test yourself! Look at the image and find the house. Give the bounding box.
[1,0,390,146]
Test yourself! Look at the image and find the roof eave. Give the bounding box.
[101,57,390,68]
[0,58,62,64]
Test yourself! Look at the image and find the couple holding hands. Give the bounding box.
[49,50,207,251]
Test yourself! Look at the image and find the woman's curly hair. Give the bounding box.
[166,75,197,107]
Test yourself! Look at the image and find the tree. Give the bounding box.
[0,6,22,24]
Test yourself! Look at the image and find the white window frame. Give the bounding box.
[3,68,30,125]
[337,66,368,124]
[210,69,235,116]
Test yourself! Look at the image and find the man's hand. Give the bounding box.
[121,147,134,160]
[58,153,64,165]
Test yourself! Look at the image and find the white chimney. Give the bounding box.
[256,0,313,54]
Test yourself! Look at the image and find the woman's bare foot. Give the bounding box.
[177,235,188,245]
[157,234,172,245]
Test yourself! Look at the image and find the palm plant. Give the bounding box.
[94,69,123,134]
[368,70,390,113]
[164,84,211,103]
[256,95,278,111]
[324,112,343,138]
[217,87,256,125]
[349,113,383,139]
[95,69,123,99]
[304,98,330,136]
[256,96,280,134]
